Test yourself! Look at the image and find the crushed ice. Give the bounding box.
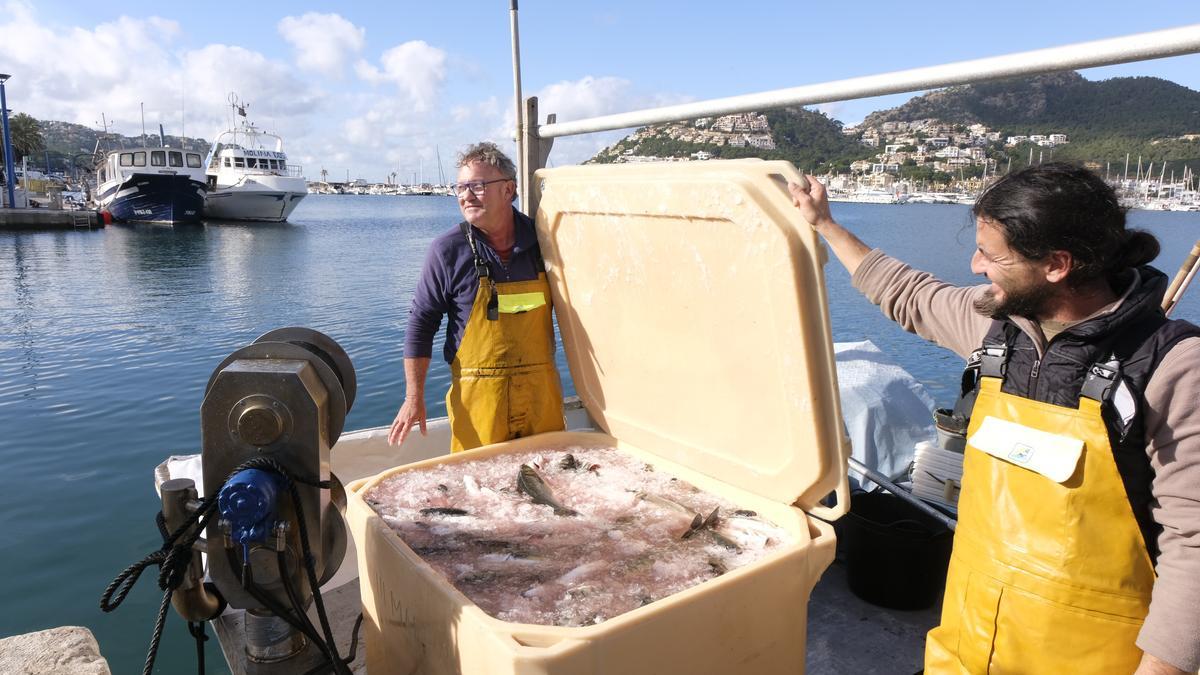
[364,446,793,627]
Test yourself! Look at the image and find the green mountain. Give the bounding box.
[589,72,1200,177]
[862,71,1200,139]
[22,118,210,175]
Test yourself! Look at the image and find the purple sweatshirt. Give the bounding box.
[404,208,544,363]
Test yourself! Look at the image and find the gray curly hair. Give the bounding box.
[457,142,517,181]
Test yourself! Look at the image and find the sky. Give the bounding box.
[1,1,1197,183]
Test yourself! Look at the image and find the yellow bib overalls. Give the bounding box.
[445,227,565,453]
[925,374,1154,673]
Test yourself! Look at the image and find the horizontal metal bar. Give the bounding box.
[538,24,1200,139]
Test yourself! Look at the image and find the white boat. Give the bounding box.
[93,146,207,223]
[830,189,909,204]
[202,99,307,222]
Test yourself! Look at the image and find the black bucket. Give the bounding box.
[839,490,954,610]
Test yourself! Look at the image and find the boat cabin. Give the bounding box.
[205,144,302,189]
[96,148,205,185]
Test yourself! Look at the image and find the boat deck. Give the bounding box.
[212,557,938,674]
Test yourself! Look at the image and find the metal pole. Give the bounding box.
[847,456,957,531]
[0,75,16,209]
[1163,240,1200,316]
[509,0,526,209]
[538,24,1200,139]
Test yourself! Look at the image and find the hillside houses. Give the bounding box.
[603,112,778,163]
[844,117,1067,175]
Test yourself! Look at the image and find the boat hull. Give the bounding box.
[203,176,308,222]
[97,173,206,224]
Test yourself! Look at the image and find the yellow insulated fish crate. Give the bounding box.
[347,160,851,675]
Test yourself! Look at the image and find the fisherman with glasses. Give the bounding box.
[389,142,565,452]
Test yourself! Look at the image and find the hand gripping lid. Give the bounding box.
[534,160,849,515]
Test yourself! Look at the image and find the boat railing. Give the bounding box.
[514,24,1200,212]
[286,164,303,178]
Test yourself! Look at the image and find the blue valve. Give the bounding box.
[218,469,283,562]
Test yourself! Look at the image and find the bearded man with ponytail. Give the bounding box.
[789,163,1200,675]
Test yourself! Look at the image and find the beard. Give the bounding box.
[973,279,1053,319]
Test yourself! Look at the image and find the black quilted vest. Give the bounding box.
[958,266,1200,563]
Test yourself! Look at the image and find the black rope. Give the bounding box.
[187,621,208,675]
[231,548,329,657]
[301,613,365,675]
[226,457,350,674]
[100,456,345,675]
[99,494,220,675]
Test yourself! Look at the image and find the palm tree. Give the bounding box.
[9,113,44,161]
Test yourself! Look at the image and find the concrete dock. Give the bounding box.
[0,626,111,674]
[0,208,103,230]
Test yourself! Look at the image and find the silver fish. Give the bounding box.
[518,464,578,516]
[419,507,469,516]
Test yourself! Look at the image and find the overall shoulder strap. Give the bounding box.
[460,221,491,281]
[951,321,1016,420]
[461,222,499,320]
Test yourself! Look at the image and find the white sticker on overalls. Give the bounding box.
[968,416,1084,483]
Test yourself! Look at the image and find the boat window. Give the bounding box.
[119,153,134,167]
[133,152,146,167]
[151,151,166,167]
[247,158,258,169]
[169,151,184,167]
[272,160,282,170]
[223,157,232,167]
[186,154,202,168]
[234,157,245,168]
[99,168,106,182]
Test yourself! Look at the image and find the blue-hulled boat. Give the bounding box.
[94,147,208,224]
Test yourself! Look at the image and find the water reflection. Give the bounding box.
[4,235,42,398]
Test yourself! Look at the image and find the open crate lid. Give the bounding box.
[534,160,849,514]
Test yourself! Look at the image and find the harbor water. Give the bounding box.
[1,194,1197,673]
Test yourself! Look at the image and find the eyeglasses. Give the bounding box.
[452,178,512,196]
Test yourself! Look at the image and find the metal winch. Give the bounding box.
[160,327,356,672]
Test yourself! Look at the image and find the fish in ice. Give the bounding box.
[714,515,783,550]
[559,452,601,473]
[420,507,470,516]
[636,491,708,538]
[517,464,579,516]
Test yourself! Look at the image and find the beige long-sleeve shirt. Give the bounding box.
[853,249,1200,671]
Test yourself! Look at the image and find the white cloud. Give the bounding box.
[486,76,692,166]
[354,40,447,110]
[0,2,321,171]
[0,4,184,128]
[180,45,320,136]
[277,12,365,78]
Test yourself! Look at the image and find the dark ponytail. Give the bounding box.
[1115,229,1160,271]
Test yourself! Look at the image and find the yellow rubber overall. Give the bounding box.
[446,272,565,453]
[925,377,1154,673]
